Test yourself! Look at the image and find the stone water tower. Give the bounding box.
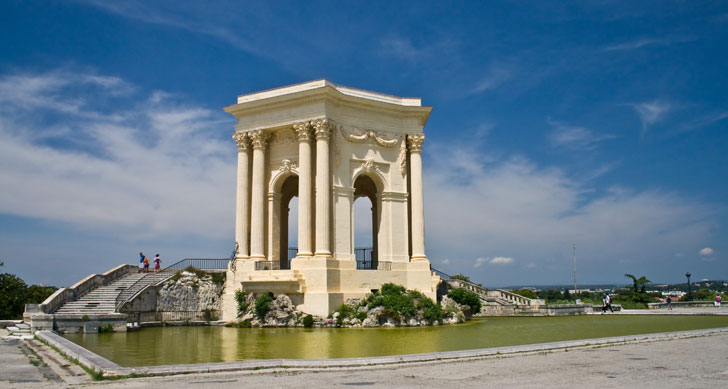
[220,80,439,319]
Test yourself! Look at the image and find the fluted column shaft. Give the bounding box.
[408,134,426,259]
[314,120,332,256]
[294,122,314,257]
[233,133,250,258]
[249,130,269,259]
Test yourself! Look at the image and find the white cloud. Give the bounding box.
[474,257,488,268]
[0,69,235,239]
[441,258,451,265]
[700,247,714,256]
[547,119,616,150]
[473,256,514,268]
[629,100,671,135]
[490,256,514,265]
[425,135,715,284]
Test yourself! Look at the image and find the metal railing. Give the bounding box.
[356,260,392,270]
[129,310,222,323]
[116,258,231,312]
[431,267,542,307]
[255,261,281,271]
[165,258,230,271]
[288,247,298,262]
[431,267,453,280]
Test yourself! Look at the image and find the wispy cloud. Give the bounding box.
[0,69,234,239]
[699,247,713,256]
[678,111,728,133]
[380,37,430,60]
[472,63,512,94]
[547,119,616,150]
[604,36,694,51]
[628,100,672,136]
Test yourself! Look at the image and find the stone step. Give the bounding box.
[7,326,31,333]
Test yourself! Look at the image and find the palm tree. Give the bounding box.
[624,274,651,293]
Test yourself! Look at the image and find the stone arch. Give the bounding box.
[352,173,380,269]
[269,162,299,194]
[351,164,387,193]
[268,171,299,269]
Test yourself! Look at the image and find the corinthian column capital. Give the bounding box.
[232,132,250,151]
[407,134,425,152]
[249,130,270,150]
[313,118,333,140]
[293,122,314,143]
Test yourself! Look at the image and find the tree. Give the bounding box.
[0,272,28,319]
[451,274,471,283]
[624,274,651,293]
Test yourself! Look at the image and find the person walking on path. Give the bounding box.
[604,294,614,313]
[143,255,150,273]
[716,295,722,308]
[139,252,146,273]
[666,296,672,310]
[153,254,162,273]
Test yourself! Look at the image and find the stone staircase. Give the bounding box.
[54,272,170,314]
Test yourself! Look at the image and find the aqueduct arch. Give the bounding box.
[221,80,438,318]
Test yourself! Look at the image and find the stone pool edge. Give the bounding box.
[35,327,728,378]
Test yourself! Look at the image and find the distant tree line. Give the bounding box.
[510,273,728,309]
[0,262,57,319]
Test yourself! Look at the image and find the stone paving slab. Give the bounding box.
[36,326,728,379]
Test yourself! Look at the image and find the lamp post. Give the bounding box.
[685,272,691,301]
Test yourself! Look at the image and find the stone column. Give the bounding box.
[232,132,251,258]
[314,119,332,256]
[408,134,426,260]
[294,122,314,257]
[249,129,269,259]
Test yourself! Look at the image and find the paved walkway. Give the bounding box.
[588,306,728,315]
[86,331,728,388]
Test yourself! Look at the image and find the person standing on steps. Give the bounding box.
[139,252,146,273]
[154,254,161,273]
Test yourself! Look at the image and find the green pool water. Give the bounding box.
[63,315,728,367]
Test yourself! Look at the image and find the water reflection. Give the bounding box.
[63,315,728,367]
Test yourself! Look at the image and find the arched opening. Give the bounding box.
[279,175,298,269]
[353,175,378,269]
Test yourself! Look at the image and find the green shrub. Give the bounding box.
[303,314,314,328]
[237,319,252,328]
[335,303,356,319]
[447,288,482,313]
[255,294,273,318]
[98,324,113,333]
[380,283,406,296]
[235,290,249,315]
[210,272,226,285]
[202,308,218,322]
[356,311,367,321]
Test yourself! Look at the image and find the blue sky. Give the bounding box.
[0,0,726,287]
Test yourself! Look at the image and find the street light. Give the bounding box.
[685,272,691,301]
